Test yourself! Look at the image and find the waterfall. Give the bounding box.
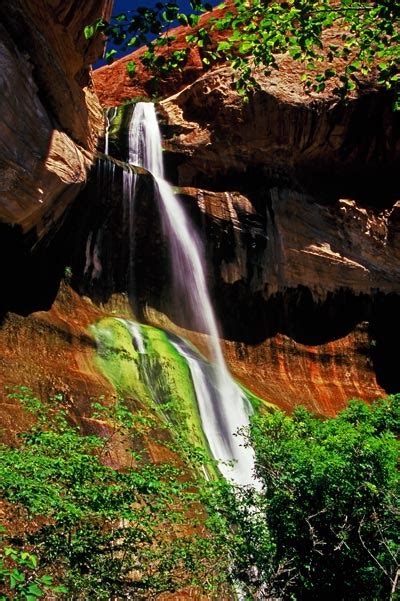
[122,107,147,298]
[84,158,115,285]
[119,318,146,354]
[127,102,256,487]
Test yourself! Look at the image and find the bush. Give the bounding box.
[0,389,231,599]
[1,388,398,599]
[228,396,400,600]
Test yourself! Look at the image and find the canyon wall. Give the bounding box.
[0,1,399,417]
[92,26,400,414]
[0,0,112,315]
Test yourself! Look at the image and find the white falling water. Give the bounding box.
[127,102,256,486]
[119,318,146,354]
[84,159,116,283]
[84,230,103,280]
[123,110,143,296]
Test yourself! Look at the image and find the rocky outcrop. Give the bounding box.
[0,283,181,469]
[153,63,400,410]
[0,0,112,242]
[0,285,113,447]
[43,4,392,414]
[171,187,400,412]
[225,325,382,417]
[93,58,400,412]
[61,159,394,413]
[181,187,400,302]
[160,65,400,200]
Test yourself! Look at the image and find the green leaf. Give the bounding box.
[178,13,189,25]
[52,585,69,593]
[27,584,43,597]
[37,575,53,586]
[127,61,136,76]
[324,68,336,78]
[10,569,25,589]
[105,49,118,64]
[188,14,200,27]
[239,41,253,54]
[217,41,231,52]
[106,49,117,59]
[83,25,94,40]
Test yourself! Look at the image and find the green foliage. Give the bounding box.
[1,386,398,598]
[227,396,400,599]
[63,266,72,282]
[0,528,67,600]
[0,388,232,598]
[207,0,400,103]
[88,1,400,107]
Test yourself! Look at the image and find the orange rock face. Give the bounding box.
[134,186,392,415]
[150,56,399,414]
[0,285,113,444]
[0,284,176,468]
[225,327,384,417]
[92,27,400,415]
[1,0,398,426]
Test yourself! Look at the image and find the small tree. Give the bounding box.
[226,396,399,599]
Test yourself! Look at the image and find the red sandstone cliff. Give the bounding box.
[0,0,398,417]
[91,10,400,414]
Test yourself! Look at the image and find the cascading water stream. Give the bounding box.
[118,318,146,354]
[84,158,115,283]
[127,102,256,486]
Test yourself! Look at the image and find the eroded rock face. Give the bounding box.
[168,187,400,411]
[183,187,400,301]
[160,65,400,201]
[109,58,397,413]
[93,18,400,413]
[0,284,176,470]
[0,0,112,241]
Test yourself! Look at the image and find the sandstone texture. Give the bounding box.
[156,66,400,411]
[0,0,397,417]
[160,65,399,198]
[0,283,177,469]
[176,188,395,412]
[0,0,112,241]
[93,25,400,413]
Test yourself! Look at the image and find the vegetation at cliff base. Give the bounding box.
[228,396,400,599]
[0,389,398,599]
[88,0,400,107]
[0,388,232,599]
